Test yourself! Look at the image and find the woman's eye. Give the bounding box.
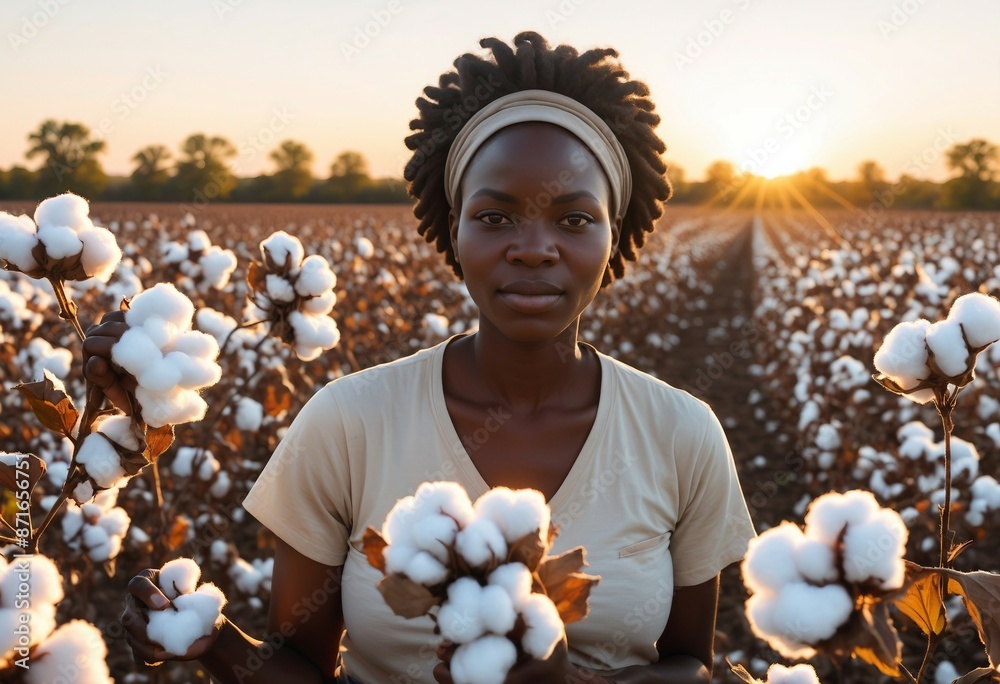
[560,214,594,228]
[476,212,510,226]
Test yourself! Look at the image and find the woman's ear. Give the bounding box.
[610,215,622,257]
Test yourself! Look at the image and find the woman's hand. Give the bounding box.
[121,568,224,666]
[432,637,611,684]
[83,310,136,415]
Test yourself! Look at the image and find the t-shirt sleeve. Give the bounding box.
[670,405,757,587]
[242,384,352,567]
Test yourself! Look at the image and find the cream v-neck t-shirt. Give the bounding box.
[242,333,756,681]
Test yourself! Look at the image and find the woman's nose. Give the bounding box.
[506,221,559,267]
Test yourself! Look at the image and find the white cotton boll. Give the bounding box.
[438,578,486,643]
[424,313,450,338]
[804,490,881,545]
[83,525,114,561]
[404,551,450,585]
[355,236,374,259]
[159,558,201,600]
[488,563,533,611]
[126,283,195,329]
[196,308,238,343]
[383,544,418,575]
[474,487,550,543]
[163,241,188,264]
[450,635,518,684]
[793,538,840,585]
[949,292,1000,348]
[455,517,508,567]
[925,319,971,377]
[764,663,821,684]
[479,585,517,635]
[76,434,128,489]
[165,349,222,390]
[135,385,209,428]
[302,290,336,316]
[77,225,122,282]
[261,231,304,270]
[814,423,841,451]
[198,247,237,289]
[211,471,231,498]
[520,592,564,659]
[412,481,476,526]
[411,514,459,562]
[187,230,211,252]
[229,559,263,594]
[0,212,40,272]
[34,192,90,230]
[770,582,854,645]
[289,311,340,352]
[111,327,163,376]
[897,421,934,442]
[24,619,112,684]
[62,507,85,541]
[873,319,932,391]
[197,452,220,481]
[235,397,264,431]
[73,480,95,504]
[741,522,805,594]
[139,358,184,393]
[383,496,417,545]
[97,414,140,451]
[171,447,197,478]
[0,555,64,608]
[98,507,131,537]
[36,223,83,259]
[842,510,907,589]
[266,273,297,303]
[294,254,336,297]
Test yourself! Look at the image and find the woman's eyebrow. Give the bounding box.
[469,188,599,204]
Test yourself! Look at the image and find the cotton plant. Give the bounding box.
[733,292,1000,684]
[245,230,341,361]
[361,481,599,684]
[161,229,238,295]
[0,555,112,682]
[61,487,131,565]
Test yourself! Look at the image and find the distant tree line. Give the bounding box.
[2,120,999,210]
[0,120,408,204]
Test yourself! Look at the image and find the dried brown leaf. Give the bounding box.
[15,372,79,438]
[951,667,1000,684]
[144,424,175,462]
[377,573,442,618]
[0,452,46,495]
[161,516,190,552]
[727,661,762,684]
[894,561,946,636]
[507,530,548,572]
[851,600,901,677]
[361,526,388,574]
[537,546,600,625]
[944,570,1000,667]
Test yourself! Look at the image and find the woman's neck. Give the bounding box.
[457,319,596,412]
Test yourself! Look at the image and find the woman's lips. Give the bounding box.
[497,291,563,313]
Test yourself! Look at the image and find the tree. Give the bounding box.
[325,151,371,201]
[857,160,888,201]
[130,145,172,200]
[268,140,314,200]
[170,134,237,201]
[26,120,107,197]
[943,139,998,208]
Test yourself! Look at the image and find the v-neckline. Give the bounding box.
[429,332,614,512]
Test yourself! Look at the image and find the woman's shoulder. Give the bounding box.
[596,347,715,423]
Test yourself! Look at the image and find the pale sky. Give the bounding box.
[2,0,998,183]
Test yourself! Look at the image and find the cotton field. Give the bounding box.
[1,198,999,682]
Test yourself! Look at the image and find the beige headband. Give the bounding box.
[444,89,632,220]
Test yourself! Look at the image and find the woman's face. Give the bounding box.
[448,121,621,344]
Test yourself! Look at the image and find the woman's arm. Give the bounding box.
[124,538,345,684]
[579,575,719,684]
[198,538,345,683]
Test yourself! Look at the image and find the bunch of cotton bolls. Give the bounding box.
[16,338,72,381]
[0,555,113,682]
[762,664,821,684]
[110,283,223,427]
[74,414,142,501]
[247,231,340,361]
[170,446,230,498]
[742,490,907,659]
[375,482,584,684]
[0,192,121,283]
[61,488,131,562]
[874,292,1000,403]
[161,229,238,293]
[146,558,227,657]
